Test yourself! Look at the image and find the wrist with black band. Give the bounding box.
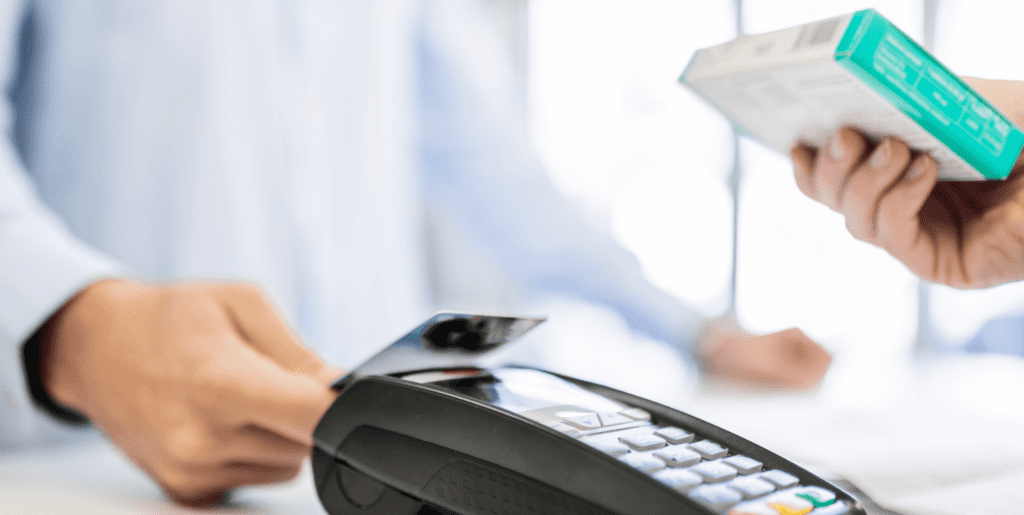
[21,315,89,425]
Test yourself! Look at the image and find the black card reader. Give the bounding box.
[313,313,865,515]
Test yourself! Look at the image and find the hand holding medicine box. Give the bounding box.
[680,8,1024,181]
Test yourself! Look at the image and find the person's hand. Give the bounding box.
[790,77,1024,289]
[700,322,832,390]
[37,279,344,506]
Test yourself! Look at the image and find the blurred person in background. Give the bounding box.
[0,0,830,506]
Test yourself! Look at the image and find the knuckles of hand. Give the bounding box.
[45,279,326,506]
[164,424,216,468]
[792,127,1024,290]
[156,466,205,502]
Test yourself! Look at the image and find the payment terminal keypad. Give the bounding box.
[527,405,852,515]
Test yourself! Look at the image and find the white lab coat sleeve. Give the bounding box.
[0,0,122,449]
[417,1,702,348]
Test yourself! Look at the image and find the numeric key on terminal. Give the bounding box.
[725,475,775,499]
[688,440,727,459]
[598,411,633,427]
[728,501,778,515]
[619,452,666,474]
[689,484,743,512]
[653,446,701,467]
[587,439,630,458]
[619,433,667,451]
[654,426,694,444]
[561,412,602,430]
[724,455,762,475]
[690,460,738,484]
[759,469,799,489]
[652,468,703,493]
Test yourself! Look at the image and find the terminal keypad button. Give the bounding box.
[759,470,799,489]
[691,460,739,484]
[728,502,779,515]
[588,439,630,458]
[764,489,814,515]
[619,452,666,474]
[807,501,850,514]
[654,426,694,444]
[796,486,836,507]
[689,484,743,512]
[619,433,667,451]
[652,468,703,493]
[724,455,763,475]
[561,413,602,430]
[598,411,633,427]
[725,476,776,499]
[689,440,728,460]
[654,446,701,468]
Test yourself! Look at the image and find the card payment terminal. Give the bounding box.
[312,313,865,515]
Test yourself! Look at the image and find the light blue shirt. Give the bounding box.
[0,0,700,449]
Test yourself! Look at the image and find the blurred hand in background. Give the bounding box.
[701,322,832,390]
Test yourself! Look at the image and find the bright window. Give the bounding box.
[528,0,1024,363]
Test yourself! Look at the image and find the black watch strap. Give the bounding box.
[20,321,89,425]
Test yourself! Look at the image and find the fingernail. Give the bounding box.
[829,134,845,161]
[906,157,929,181]
[869,141,891,169]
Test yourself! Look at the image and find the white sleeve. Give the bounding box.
[0,0,122,449]
[417,1,702,347]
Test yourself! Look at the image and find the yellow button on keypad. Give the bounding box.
[764,490,813,515]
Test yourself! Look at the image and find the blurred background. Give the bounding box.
[6,3,1024,512]
[523,0,1024,398]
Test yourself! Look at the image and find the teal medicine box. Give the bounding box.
[681,9,1024,180]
